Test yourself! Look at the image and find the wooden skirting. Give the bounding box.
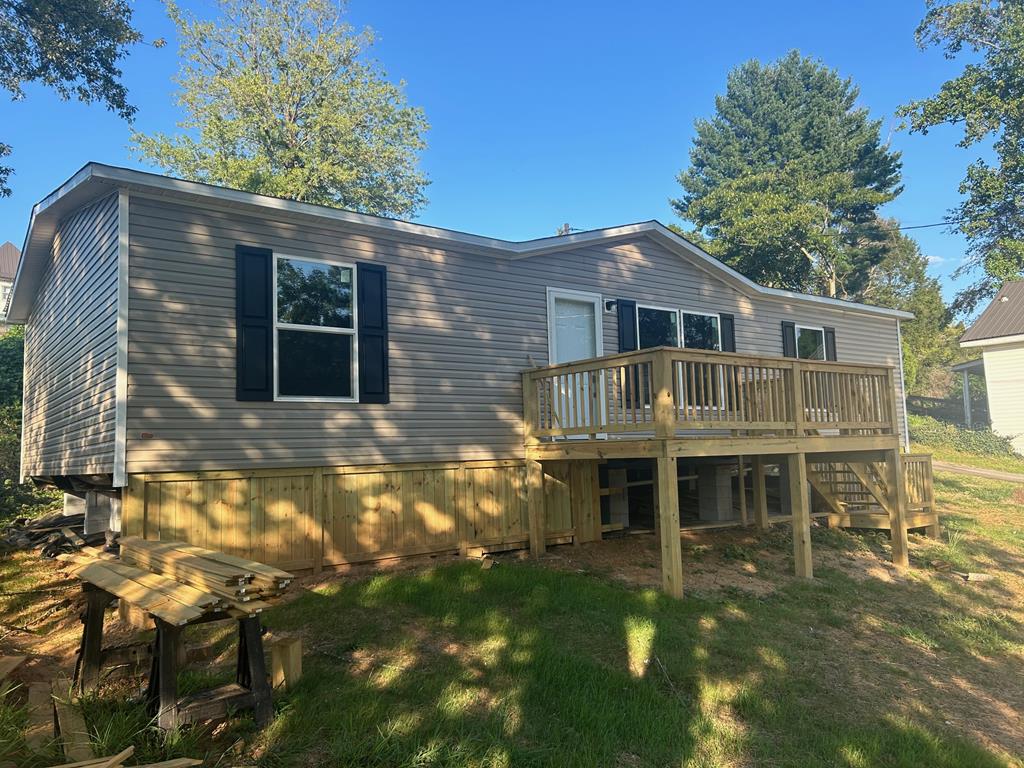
[122,459,600,572]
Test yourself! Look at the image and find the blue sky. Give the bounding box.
[0,0,983,303]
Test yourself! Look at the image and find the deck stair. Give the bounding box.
[807,455,938,535]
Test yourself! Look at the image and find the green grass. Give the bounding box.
[239,552,1020,768]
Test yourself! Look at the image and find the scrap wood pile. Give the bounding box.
[57,537,294,627]
[0,512,103,558]
[41,745,202,768]
[0,658,202,768]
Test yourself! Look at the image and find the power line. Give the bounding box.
[894,219,965,231]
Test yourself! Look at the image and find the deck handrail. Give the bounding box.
[522,347,899,442]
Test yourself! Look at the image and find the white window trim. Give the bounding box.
[680,308,722,351]
[546,287,604,363]
[635,303,682,348]
[795,324,826,360]
[273,253,359,403]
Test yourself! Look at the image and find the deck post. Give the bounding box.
[652,350,676,438]
[790,360,806,436]
[752,456,769,529]
[884,448,911,570]
[656,456,684,598]
[526,459,546,557]
[737,455,748,525]
[787,453,813,579]
[962,369,972,429]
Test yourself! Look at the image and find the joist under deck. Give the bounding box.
[524,434,901,461]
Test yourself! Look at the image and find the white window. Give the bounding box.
[636,306,722,351]
[274,254,358,401]
[681,311,721,351]
[637,305,680,348]
[796,325,826,360]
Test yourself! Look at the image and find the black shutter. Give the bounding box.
[781,321,797,358]
[719,313,736,352]
[357,262,389,404]
[823,326,837,361]
[617,299,637,352]
[235,245,273,401]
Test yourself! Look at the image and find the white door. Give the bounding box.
[547,289,604,434]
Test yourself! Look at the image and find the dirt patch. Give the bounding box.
[511,523,913,598]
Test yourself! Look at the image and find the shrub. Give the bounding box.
[908,414,1021,457]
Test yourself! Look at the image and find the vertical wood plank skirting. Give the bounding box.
[311,467,324,574]
[656,456,684,599]
[751,456,769,530]
[885,449,911,569]
[129,458,587,571]
[787,453,813,579]
[526,460,545,557]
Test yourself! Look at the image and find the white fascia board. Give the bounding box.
[961,333,1024,349]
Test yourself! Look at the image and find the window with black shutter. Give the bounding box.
[235,246,390,404]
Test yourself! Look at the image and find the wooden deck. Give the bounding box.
[521,347,936,598]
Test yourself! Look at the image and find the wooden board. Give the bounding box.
[25,681,53,750]
[0,655,26,682]
[76,562,204,626]
[52,675,94,762]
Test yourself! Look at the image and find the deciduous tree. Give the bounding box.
[0,0,140,195]
[133,0,429,217]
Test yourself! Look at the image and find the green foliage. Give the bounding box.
[899,0,1024,314]
[853,223,962,392]
[133,0,429,218]
[79,685,207,765]
[0,328,59,523]
[673,51,902,297]
[0,0,141,195]
[908,413,1021,457]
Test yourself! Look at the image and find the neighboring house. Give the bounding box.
[0,241,19,325]
[7,163,933,594]
[959,281,1024,452]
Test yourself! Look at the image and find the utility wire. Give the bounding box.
[893,219,965,231]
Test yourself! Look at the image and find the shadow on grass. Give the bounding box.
[248,559,1012,768]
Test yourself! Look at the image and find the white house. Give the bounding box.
[960,281,1024,453]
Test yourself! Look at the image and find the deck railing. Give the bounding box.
[902,453,935,512]
[522,346,900,441]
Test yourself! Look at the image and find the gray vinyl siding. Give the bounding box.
[125,195,907,473]
[22,193,119,477]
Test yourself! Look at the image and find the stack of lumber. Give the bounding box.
[57,539,293,627]
[120,538,292,601]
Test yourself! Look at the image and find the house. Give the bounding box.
[959,281,1024,452]
[0,241,19,325]
[7,163,935,597]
